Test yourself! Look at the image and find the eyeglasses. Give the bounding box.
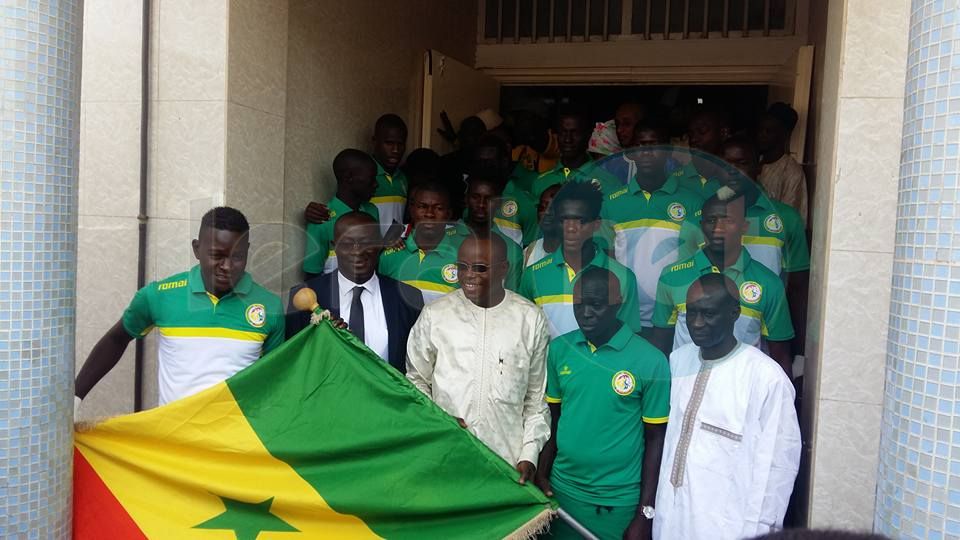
[455,262,491,274]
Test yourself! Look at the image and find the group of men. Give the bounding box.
[75,101,809,539]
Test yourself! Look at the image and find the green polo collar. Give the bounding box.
[692,247,750,279]
[188,265,252,297]
[551,241,609,270]
[629,171,680,196]
[572,322,634,352]
[404,226,461,256]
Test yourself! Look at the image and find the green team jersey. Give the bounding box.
[678,189,810,276]
[546,324,670,506]
[599,173,706,327]
[495,180,539,247]
[652,248,794,350]
[372,159,408,233]
[123,265,284,405]
[303,197,379,275]
[677,161,722,195]
[519,243,643,338]
[510,161,540,195]
[378,226,464,304]
[530,158,622,200]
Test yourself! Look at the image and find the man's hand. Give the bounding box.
[534,472,553,496]
[516,461,536,485]
[331,317,348,330]
[622,515,652,540]
[304,202,331,224]
[455,417,467,428]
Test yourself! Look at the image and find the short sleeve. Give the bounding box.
[545,341,562,403]
[780,205,810,272]
[122,285,156,339]
[302,222,330,274]
[516,192,539,247]
[651,273,678,329]
[761,277,795,342]
[640,350,671,424]
[518,267,537,302]
[504,242,524,292]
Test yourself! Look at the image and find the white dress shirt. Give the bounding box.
[337,272,390,364]
[654,342,801,539]
[405,289,551,466]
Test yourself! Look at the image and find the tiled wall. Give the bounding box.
[0,1,82,537]
[876,2,960,537]
[803,0,909,529]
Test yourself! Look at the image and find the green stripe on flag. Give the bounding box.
[227,321,556,539]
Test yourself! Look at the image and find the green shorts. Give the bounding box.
[544,488,636,540]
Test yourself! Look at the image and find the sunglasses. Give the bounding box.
[455,262,492,274]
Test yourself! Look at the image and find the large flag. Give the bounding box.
[74,321,556,539]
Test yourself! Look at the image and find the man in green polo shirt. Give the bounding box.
[651,194,794,374]
[530,109,621,200]
[520,181,643,338]
[460,175,524,291]
[303,114,409,236]
[536,267,670,540]
[678,136,810,352]
[379,181,463,304]
[678,108,730,194]
[74,207,284,412]
[470,134,539,247]
[302,149,379,279]
[599,139,705,335]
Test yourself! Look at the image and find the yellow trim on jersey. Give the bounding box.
[534,294,574,305]
[159,327,267,342]
[742,235,784,247]
[613,219,682,232]
[370,195,406,204]
[642,416,669,424]
[404,280,457,293]
[206,292,220,306]
[545,396,562,404]
[493,217,521,230]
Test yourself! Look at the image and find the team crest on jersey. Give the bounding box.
[739,281,763,304]
[441,263,459,283]
[245,304,266,328]
[501,200,518,217]
[667,202,686,221]
[612,370,636,396]
[764,214,783,233]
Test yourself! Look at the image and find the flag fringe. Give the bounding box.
[504,508,557,540]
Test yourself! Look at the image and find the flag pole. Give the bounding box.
[557,508,600,540]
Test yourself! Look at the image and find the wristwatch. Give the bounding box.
[641,506,656,520]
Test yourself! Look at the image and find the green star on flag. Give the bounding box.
[194,496,298,540]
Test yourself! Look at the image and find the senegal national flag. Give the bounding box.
[74,321,556,539]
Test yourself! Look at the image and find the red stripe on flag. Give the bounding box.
[73,448,147,540]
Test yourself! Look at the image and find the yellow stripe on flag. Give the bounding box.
[75,382,379,539]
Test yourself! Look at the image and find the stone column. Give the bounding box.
[876,2,960,537]
[0,0,83,537]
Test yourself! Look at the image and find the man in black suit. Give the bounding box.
[286,211,423,373]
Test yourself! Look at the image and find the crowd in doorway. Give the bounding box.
[76,97,820,540]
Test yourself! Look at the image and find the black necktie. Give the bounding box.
[349,286,365,342]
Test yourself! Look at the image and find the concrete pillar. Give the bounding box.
[0,0,83,537]
[876,2,960,537]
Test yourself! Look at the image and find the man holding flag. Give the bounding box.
[406,233,551,483]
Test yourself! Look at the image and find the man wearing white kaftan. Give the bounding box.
[653,341,801,539]
[406,235,551,473]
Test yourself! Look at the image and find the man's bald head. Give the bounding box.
[574,266,622,304]
[457,234,509,308]
[686,273,741,352]
[687,273,740,309]
[460,233,507,263]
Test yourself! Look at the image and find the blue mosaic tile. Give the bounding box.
[0,1,80,538]
[877,1,960,537]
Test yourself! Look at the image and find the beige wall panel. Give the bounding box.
[810,399,884,530]
[839,0,909,99]
[158,0,228,101]
[152,101,226,220]
[246,223,286,299]
[80,0,143,103]
[79,102,143,218]
[228,0,289,116]
[225,103,285,224]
